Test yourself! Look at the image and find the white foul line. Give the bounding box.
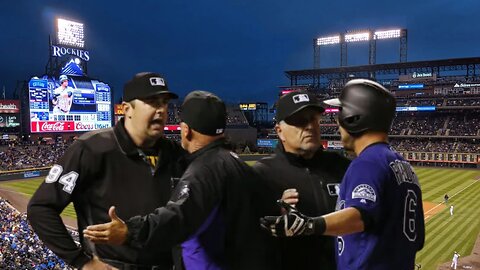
[424,178,479,221]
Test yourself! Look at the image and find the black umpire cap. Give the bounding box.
[123,72,178,102]
[180,91,226,136]
[276,91,325,122]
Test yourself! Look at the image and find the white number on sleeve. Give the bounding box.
[45,165,63,183]
[403,189,418,241]
[58,171,79,194]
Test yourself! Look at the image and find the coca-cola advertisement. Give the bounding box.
[31,121,75,133]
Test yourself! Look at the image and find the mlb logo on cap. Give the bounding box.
[293,94,310,103]
[275,91,325,122]
[150,77,165,86]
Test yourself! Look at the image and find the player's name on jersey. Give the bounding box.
[389,160,420,187]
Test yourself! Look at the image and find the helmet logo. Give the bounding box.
[292,94,309,103]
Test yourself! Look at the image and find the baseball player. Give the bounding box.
[450,205,454,216]
[451,251,460,269]
[261,79,425,270]
[28,72,184,269]
[52,74,74,114]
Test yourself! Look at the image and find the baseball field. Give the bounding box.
[0,166,479,269]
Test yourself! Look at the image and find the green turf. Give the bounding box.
[1,167,479,269]
[245,160,256,166]
[414,167,480,270]
[0,177,77,218]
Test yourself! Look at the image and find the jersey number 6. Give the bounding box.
[403,189,418,241]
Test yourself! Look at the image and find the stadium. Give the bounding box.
[0,15,479,270]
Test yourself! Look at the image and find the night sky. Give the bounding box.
[1,0,479,104]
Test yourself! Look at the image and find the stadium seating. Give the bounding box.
[0,197,74,269]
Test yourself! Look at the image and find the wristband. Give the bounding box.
[305,216,326,235]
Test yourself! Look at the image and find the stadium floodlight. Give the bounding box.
[345,32,370,43]
[316,35,341,46]
[57,18,85,48]
[374,29,401,40]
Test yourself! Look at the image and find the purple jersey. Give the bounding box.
[336,143,425,270]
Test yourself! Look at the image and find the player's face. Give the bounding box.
[276,108,322,157]
[61,80,68,87]
[339,125,355,152]
[129,95,170,140]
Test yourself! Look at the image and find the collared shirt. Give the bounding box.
[28,118,184,268]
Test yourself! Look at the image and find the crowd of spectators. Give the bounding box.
[446,98,480,107]
[226,105,250,127]
[320,109,480,137]
[167,103,181,124]
[446,111,480,136]
[0,197,74,269]
[0,143,70,172]
[320,125,340,135]
[391,96,480,108]
[396,98,444,107]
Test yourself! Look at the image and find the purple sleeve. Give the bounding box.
[343,160,387,223]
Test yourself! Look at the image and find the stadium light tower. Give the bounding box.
[46,17,89,76]
[57,18,85,48]
[313,28,407,68]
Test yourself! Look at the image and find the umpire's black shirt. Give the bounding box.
[27,119,184,269]
[253,144,350,270]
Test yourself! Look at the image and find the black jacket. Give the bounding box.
[126,139,272,269]
[253,145,350,270]
[27,119,184,269]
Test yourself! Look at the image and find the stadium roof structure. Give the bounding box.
[285,57,480,86]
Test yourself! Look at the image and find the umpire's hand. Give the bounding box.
[83,206,128,245]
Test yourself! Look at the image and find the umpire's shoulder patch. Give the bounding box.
[351,184,376,202]
[327,183,340,196]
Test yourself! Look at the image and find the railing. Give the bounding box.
[0,167,50,181]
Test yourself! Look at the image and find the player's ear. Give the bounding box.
[122,101,134,119]
[275,123,286,142]
[181,122,193,141]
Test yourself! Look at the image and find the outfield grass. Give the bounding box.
[414,167,480,270]
[1,167,479,269]
[0,177,77,218]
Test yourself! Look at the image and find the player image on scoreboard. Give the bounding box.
[52,75,74,114]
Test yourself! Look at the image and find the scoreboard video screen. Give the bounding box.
[28,76,112,133]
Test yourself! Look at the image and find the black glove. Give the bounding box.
[260,200,314,237]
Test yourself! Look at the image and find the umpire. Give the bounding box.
[253,91,350,269]
[27,72,184,269]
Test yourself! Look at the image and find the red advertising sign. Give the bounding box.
[164,125,181,131]
[31,121,75,133]
[74,121,95,131]
[0,100,20,113]
[114,104,124,115]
